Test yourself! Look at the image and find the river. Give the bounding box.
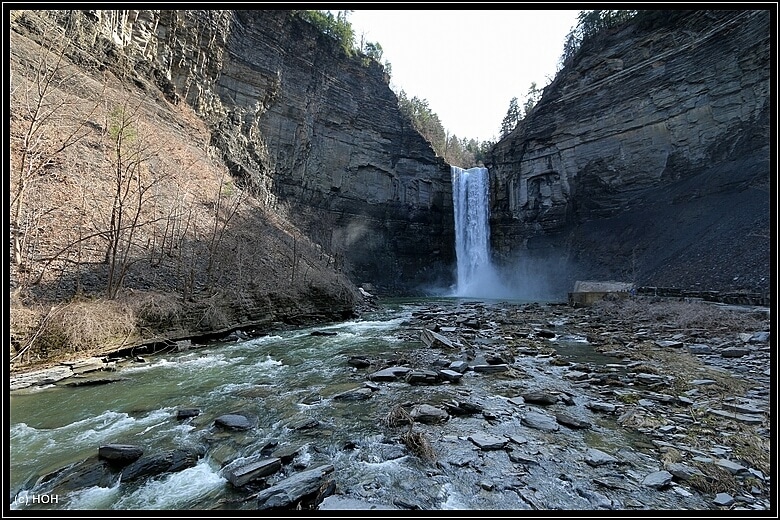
[9,297,713,511]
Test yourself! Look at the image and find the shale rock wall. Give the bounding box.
[41,9,454,294]
[489,10,771,296]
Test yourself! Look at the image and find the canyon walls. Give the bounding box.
[488,10,771,297]
[48,9,455,294]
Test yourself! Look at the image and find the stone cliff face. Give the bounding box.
[59,9,454,294]
[488,10,771,296]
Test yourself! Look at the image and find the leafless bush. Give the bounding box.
[196,292,231,330]
[29,298,136,360]
[124,291,183,331]
[9,295,45,358]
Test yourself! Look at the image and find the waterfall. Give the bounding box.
[451,166,505,298]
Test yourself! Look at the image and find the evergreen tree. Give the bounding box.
[501,97,520,138]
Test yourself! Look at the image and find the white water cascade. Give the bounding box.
[451,166,506,298]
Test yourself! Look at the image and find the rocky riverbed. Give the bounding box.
[9,296,771,511]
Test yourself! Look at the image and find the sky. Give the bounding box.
[347,9,581,143]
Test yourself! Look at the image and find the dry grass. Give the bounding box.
[384,404,437,462]
[401,430,437,462]
[590,297,768,333]
[13,297,137,366]
[384,404,414,428]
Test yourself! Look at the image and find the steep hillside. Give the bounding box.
[10,10,400,368]
[488,10,771,299]
[51,9,455,293]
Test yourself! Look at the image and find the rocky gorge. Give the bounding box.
[9,296,771,511]
[489,10,771,297]
[8,9,773,512]
[8,9,772,371]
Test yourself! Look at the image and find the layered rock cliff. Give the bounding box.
[58,9,454,294]
[488,10,771,297]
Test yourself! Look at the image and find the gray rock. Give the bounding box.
[555,412,591,429]
[436,369,463,383]
[655,340,684,348]
[721,347,750,358]
[176,408,201,419]
[120,448,202,482]
[586,401,617,413]
[214,413,256,430]
[522,411,559,431]
[224,457,282,487]
[347,356,370,368]
[585,448,617,467]
[642,470,673,489]
[468,433,508,450]
[666,462,705,480]
[63,357,106,374]
[368,366,410,382]
[748,331,770,343]
[333,387,374,401]
[521,390,558,405]
[714,492,735,507]
[409,404,448,424]
[405,370,439,385]
[722,402,764,414]
[421,329,454,349]
[448,360,469,373]
[98,444,144,465]
[255,464,335,509]
[687,344,713,354]
[10,366,74,390]
[40,456,118,494]
[714,458,748,475]
[707,409,764,424]
[472,364,509,373]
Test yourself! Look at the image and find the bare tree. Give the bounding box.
[206,171,247,292]
[10,27,102,285]
[102,100,165,298]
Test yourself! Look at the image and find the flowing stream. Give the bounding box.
[10,298,710,511]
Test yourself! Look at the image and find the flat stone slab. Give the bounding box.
[368,366,410,382]
[224,457,282,487]
[421,329,455,349]
[10,366,74,390]
[255,464,335,509]
[642,470,673,489]
[522,411,559,432]
[707,409,764,424]
[585,448,617,467]
[437,369,463,383]
[555,412,591,429]
[468,433,507,450]
[472,364,508,373]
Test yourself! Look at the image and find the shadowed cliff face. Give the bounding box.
[36,9,453,295]
[208,12,454,294]
[76,9,455,294]
[488,10,771,296]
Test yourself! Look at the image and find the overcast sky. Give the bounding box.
[347,9,581,143]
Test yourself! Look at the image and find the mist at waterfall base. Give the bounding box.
[445,166,564,302]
